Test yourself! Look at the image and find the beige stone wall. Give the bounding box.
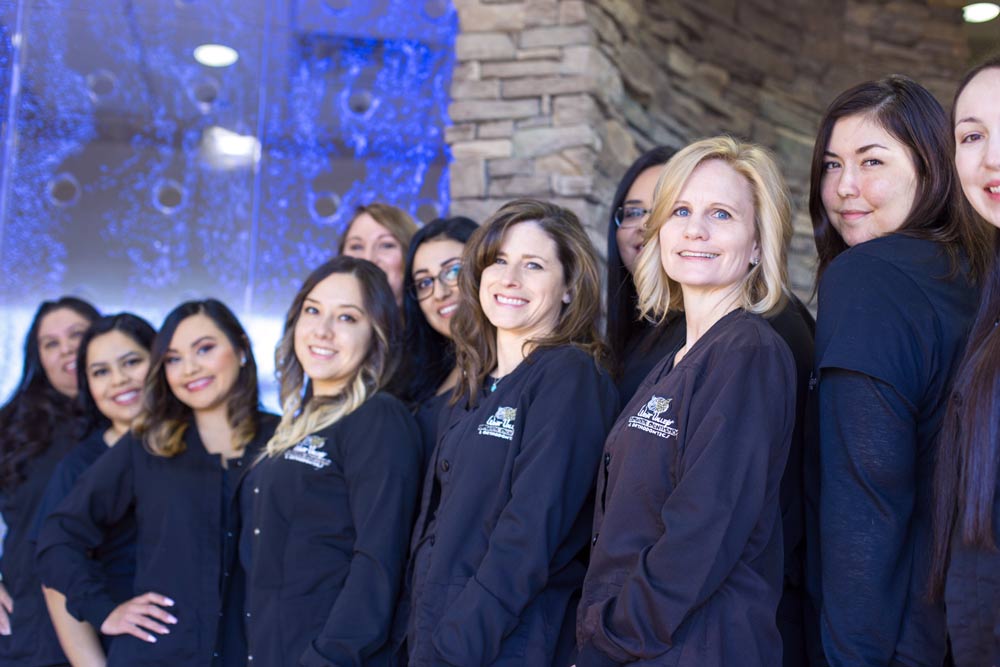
[447,0,968,298]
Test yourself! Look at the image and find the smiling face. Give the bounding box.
[412,237,465,338]
[658,159,759,303]
[341,212,406,304]
[479,221,569,346]
[820,113,919,246]
[954,67,1000,229]
[163,314,242,414]
[293,272,373,397]
[86,330,150,434]
[617,166,663,274]
[37,307,93,398]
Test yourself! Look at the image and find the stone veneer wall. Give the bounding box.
[446,0,968,298]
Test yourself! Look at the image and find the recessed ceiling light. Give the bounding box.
[193,44,239,68]
[963,2,1000,23]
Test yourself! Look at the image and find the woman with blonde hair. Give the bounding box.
[241,256,421,666]
[576,136,797,666]
[400,198,619,666]
[340,203,419,307]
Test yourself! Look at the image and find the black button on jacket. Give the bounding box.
[0,422,76,667]
[243,392,422,667]
[404,345,619,667]
[35,413,278,667]
[576,310,796,667]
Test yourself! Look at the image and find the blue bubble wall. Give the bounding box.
[0,0,457,404]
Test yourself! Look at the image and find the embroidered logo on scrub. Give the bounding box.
[627,395,679,439]
[284,434,332,469]
[478,406,517,441]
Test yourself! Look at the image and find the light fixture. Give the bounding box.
[199,126,261,170]
[193,44,239,68]
[963,2,1000,23]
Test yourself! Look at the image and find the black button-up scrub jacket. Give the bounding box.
[404,345,620,667]
[576,310,796,667]
[35,413,278,667]
[242,392,422,666]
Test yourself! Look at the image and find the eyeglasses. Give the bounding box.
[614,205,650,230]
[411,262,461,301]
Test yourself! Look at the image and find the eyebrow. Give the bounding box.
[955,116,981,126]
[623,198,646,205]
[304,297,365,313]
[87,350,142,371]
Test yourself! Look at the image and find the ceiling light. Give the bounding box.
[963,3,1000,23]
[199,126,260,170]
[193,44,239,68]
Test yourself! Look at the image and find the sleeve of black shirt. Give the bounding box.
[431,353,617,666]
[300,395,422,667]
[578,339,794,665]
[35,435,136,630]
[817,369,917,666]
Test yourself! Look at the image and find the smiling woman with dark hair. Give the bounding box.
[36,299,277,667]
[808,75,991,667]
[0,296,99,667]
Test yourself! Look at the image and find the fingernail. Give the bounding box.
[148,635,157,643]
[164,597,175,606]
[168,616,178,624]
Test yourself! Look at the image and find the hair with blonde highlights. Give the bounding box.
[133,300,259,458]
[450,198,609,407]
[633,135,792,322]
[338,202,418,255]
[265,256,400,457]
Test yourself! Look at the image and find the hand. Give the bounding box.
[0,582,12,635]
[99,592,176,643]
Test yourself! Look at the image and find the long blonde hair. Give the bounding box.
[633,135,792,322]
[265,257,401,457]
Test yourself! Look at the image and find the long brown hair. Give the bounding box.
[450,198,609,407]
[266,256,400,456]
[929,56,1000,598]
[132,300,259,457]
[808,74,992,283]
[338,202,418,254]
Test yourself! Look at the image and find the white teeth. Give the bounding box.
[65,361,76,371]
[186,378,211,391]
[679,251,719,259]
[438,304,458,316]
[113,390,139,404]
[310,346,334,358]
[496,295,528,306]
[988,186,1000,194]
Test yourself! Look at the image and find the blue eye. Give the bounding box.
[672,206,690,217]
[494,257,507,265]
[443,264,461,281]
[525,261,542,270]
[711,209,732,220]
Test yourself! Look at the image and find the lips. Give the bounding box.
[184,377,213,392]
[308,345,335,359]
[838,209,870,222]
[495,294,528,307]
[678,250,719,259]
[437,303,458,318]
[62,360,76,373]
[112,389,141,406]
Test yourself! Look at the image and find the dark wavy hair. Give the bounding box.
[808,74,992,283]
[451,198,610,407]
[74,313,157,438]
[0,297,100,489]
[929,55,1000,598]
[393,216,479,406]
[605,146,676,374]
[132,300,259,458]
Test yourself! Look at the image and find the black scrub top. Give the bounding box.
[31,431,136,654]
[576,309,795,667]
[813,235,977,667]
[36,413,278,667]
[242,392,421,667]
[404,345,619,667]
[0,421,77,667]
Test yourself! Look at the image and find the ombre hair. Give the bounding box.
[633,136,792,322]
[265,256,400,457]
[133,300,259,458]
[338,202,418,255]
[450,198,609,407]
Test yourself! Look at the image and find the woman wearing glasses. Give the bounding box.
[393,216,479,466]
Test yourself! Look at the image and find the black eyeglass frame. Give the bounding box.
[411,262,462,301]
[613,205,651,229]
